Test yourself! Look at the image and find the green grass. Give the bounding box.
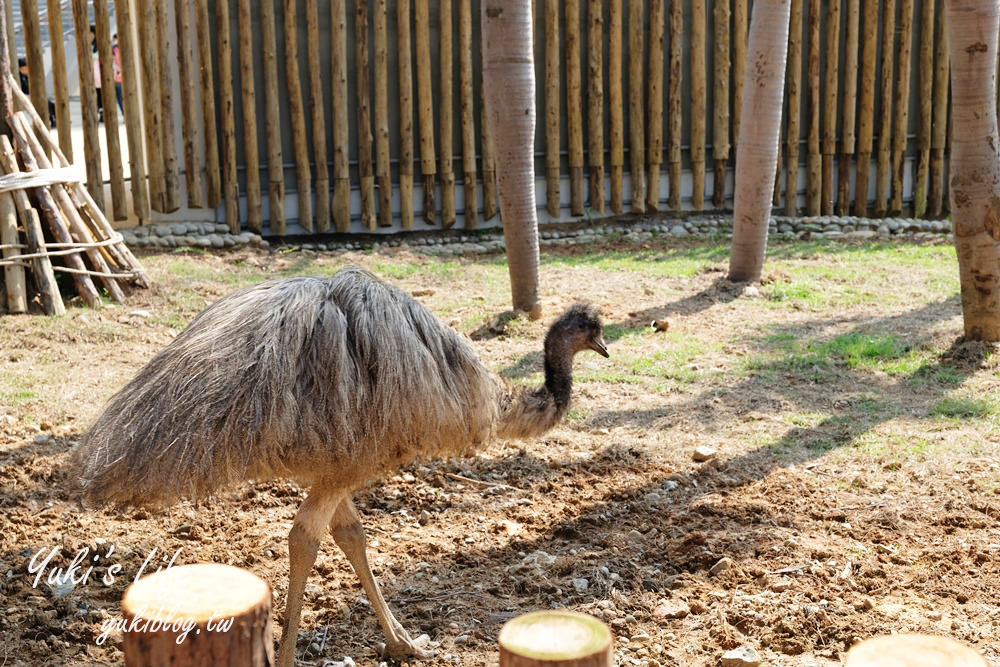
[541,246,729,278]
[931,396,996,419]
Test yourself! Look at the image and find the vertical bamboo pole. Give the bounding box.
[628,0,645,212]
[821,0,841,215]
[46,0,71,161]
[235,0,260,229]
[838,0,860,214]
[805,0,821,216]
[480,73,498,221]
[0,191,25,313]
[260,0,286,233]
[732,0,748,148]
[874,0,895,217]
[355,2,375,229]
[331,0,348,231]
[647,0,664,211]
[890,0,914,215]
[305,0,330,232]
[285,0,314,231]
[194,0,221,209]
[92,0,126,220]
[115,0,149,222]
[178,0,206,210]
[372,0,391,228]
[398,0,415,229]
[713,0,730,209]
[20,0,47,138]
[565,0,585,215]
[854,0,878,216]
[588,0,604,214]
[914,0,935,217]
[70,0,104,212]
[216,0,239,232]
[439,0,455,227]
[691,0,706,210]
[609,0,623,213]
[785,0,803,216]
[156,0,181,212]
[459,0,477,228]
[545,0,560,217]
[929,0,948,218]
[667,0,681,211]
[415,0,436,223]
[3,1,14,80]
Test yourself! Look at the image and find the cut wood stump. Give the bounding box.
[845,634,987,667]
[121,563,273,667]
[499,610,613,667]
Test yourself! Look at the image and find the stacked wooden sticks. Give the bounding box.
[0,17,146,315]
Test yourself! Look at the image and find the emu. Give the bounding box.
[73,266,608,664]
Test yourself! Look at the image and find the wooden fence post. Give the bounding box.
[690,0,706,210]
[647,0,665,211]
[608,0,623,214]
[261,0,286,233]
[46,0,71,162]
[667,0,682,211]
[178,0,206,211]
[307,0,331,232]
[94,0,127,220]
[285,0,314,231]
[838,0,860,214]
[415,0,436,223]
[156,0,180,212]
[70,0,104,212]
[785,0,803,216]
[236,0,261,229]
[499,611,612,667]
[194,0,221,209]
[587,0,604,214]
[821,0,841,215]
[713,0,730,209]
[566,0,585,216]
[544,0,560,218]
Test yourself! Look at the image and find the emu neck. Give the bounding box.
[543,337,574,412]
[495,333,575,441]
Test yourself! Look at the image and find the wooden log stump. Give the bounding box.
[499,611,612,666]
[121,563,273,667]
[845,634,986,667]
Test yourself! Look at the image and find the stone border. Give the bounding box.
[119,215,952,255]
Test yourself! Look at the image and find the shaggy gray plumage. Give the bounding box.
[74,267,502,507]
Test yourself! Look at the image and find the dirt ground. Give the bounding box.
[1,236,999,666]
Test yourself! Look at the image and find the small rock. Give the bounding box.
[692,446,717,462]
[927,610,942,621]
[46,579,75,599]
[572,577,589,593]
[454,635,469,645]
[670,225,689,236]
[854,597,875,611]
[653,599,690,619]
[721,646,762,667]
[770,579,792,592]
[743,284,761,298]
[709,557,733,576]
[129,309,152,318]
[688,600,709,614]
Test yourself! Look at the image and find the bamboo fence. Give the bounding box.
[6,0,957,236]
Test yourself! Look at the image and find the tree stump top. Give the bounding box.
[122,562,271,624]
[498,610,612,662]
[845,634,987,667]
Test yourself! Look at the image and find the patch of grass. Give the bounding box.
[542,246,729,278]
[0,376,37,406]
[819,333,909,369]
[931,396,996,419]
[764,281,827,309]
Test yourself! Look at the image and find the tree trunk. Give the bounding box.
[482,0,542,318]
[946,0,1000,341]
[728,0,791,282]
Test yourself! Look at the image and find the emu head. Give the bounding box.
[546,304,610,358]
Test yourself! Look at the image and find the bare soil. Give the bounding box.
[1,239,999,666]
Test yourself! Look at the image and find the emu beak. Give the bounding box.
[588,336,610,358]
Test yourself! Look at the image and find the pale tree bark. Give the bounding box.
[482,0,542,318]
[946,0,1000,340]
[728,0,792,282]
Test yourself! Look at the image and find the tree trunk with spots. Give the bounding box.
[728,0,791,282]
[946,0,1000,340]
[482,0,542,318]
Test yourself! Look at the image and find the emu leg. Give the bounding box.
[330,497,435,660]
[277,489,344,667]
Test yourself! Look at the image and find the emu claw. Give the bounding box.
[379,633,436,661]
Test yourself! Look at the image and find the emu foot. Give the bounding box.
[378,632,436,661]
